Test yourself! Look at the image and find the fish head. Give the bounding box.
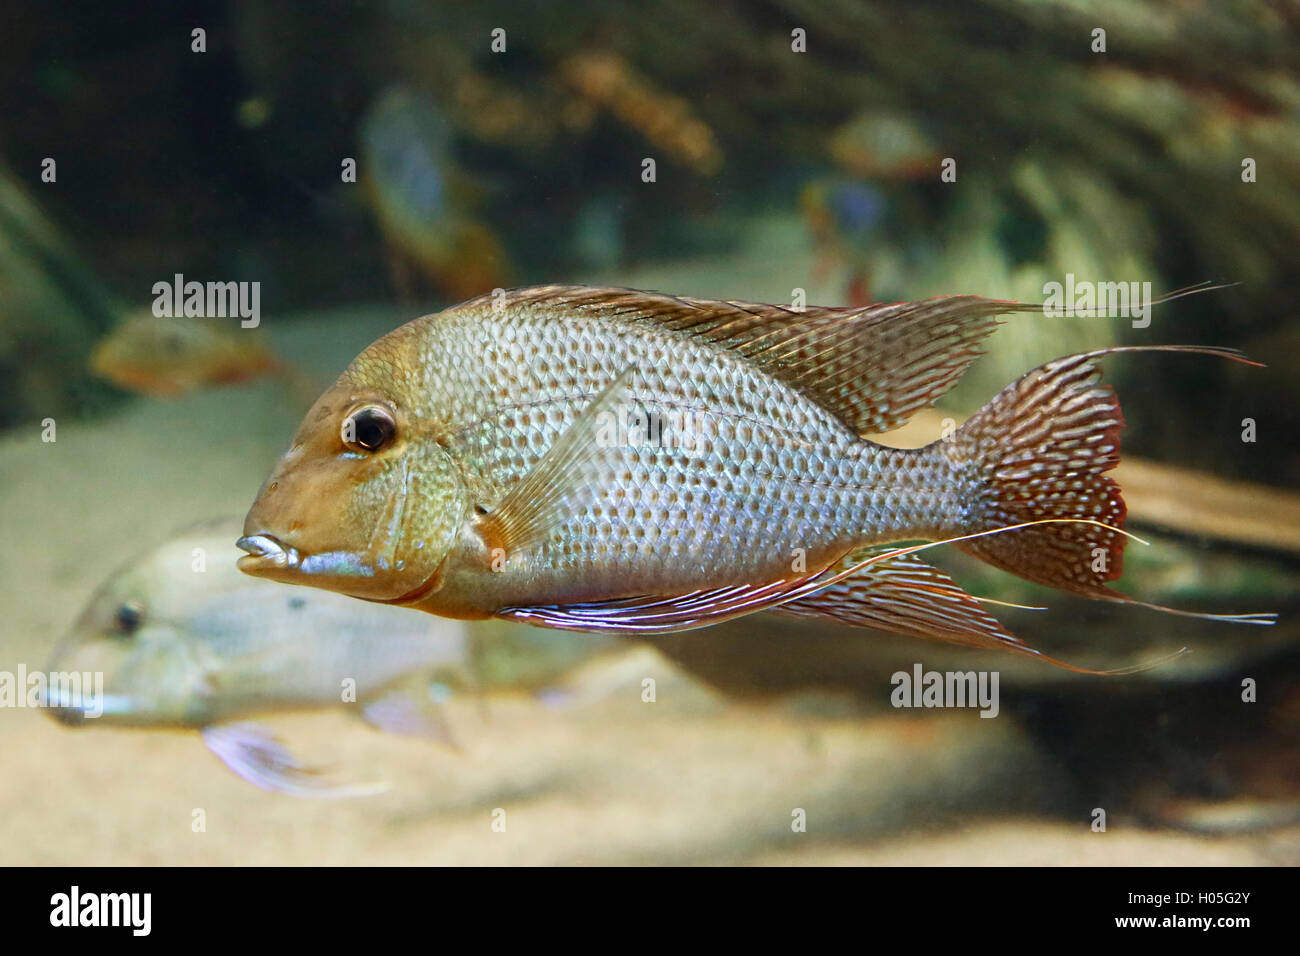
[238,332,465,603]
[45,542,222,727]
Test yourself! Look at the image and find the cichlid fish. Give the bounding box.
[47,518,469,796]
[90,309,283,397]
[238,285,1274,674]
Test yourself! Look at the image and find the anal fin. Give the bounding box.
[501,523,1195,675]
[775,551,1028,652]
[774,551,1176,676]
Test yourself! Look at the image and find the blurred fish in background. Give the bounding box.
[45,518,633,796]
[46,518,472,796]
[802,110,945,305]
[90,309,284,398]
[359,86,511,303]
[800,177,888,306]
[828,110,942,183]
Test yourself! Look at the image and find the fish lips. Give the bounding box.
[236,533,301,575]
[237,533,383,590]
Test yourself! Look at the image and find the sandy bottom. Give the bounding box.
[7,685,1295,865]
[2,273,1293,865]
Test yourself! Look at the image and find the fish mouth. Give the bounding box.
[45,686,128,724]
[47,701,92,727]
[236,533,301,574]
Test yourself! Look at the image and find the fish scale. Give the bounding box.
[320,298,972,613]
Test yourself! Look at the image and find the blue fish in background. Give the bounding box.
[360,86,510,301]
[801,177,889,305]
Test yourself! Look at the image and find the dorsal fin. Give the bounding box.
[462,285,1020,436]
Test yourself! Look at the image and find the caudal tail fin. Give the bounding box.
[945,345,1273,623]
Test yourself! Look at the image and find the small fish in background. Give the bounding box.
[90,309,285,398]
[46,518,470,796]
[804,110,942,308]
[237,285,1273,676]
[800,178,888,307]
[360,86,511,303]
[828,109,942,182]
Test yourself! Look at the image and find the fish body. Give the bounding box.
[91,310,279,397]
[48,518,468,793]
[416,316,958,616]
[239,285,1271,672]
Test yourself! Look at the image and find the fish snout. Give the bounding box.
[236,534,301,575]
[47,703,88,727]
[43,681,91,726]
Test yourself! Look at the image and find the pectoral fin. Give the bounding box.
[476,367,638,557]
[200,722,388,798]
[361,690,461,751]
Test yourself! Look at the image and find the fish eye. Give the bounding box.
[342,404,397,452]
[112,600,144,637]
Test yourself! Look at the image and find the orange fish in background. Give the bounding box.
[90,309,283,397]
[237,285,1274,675]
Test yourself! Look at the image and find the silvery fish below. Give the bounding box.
[238,285,1275,674]
[48,518,469,796]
